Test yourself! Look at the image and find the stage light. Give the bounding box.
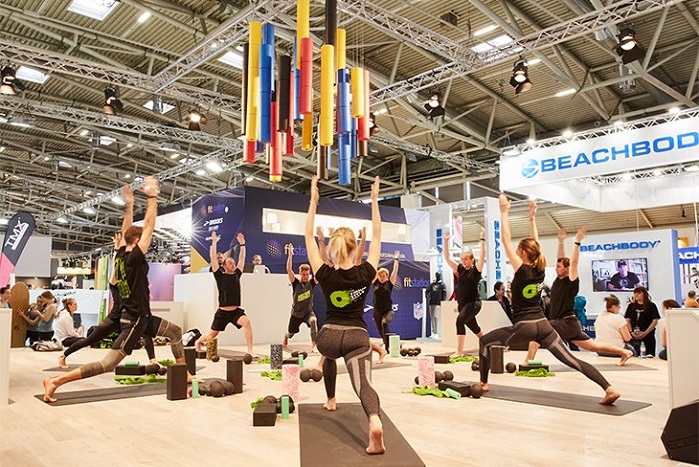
[423,91,445,119]
[509,59,532,95]
[186,110,207,131]
[1,66,25,95]
[103,86,123,115]
[615,27,645,64]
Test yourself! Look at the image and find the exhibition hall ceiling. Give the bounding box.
[0,0,697,254]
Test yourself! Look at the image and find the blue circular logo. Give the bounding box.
[521,159,539,179]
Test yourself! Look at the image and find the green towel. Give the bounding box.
[114,374,167,385]
[411,386,459,399]
[449,355,478,364]
[260,370,282,381]
[515,368,556,377]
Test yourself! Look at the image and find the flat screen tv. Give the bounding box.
[591,258,648,292]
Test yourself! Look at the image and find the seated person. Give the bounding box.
[53,298,85,348]
[684,290,699,308]
[595,295,636,358]
[657,299,681,361]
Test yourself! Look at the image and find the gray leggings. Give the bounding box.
[79,317,184,378]
[316,324,380,418]
[479,317,610,389]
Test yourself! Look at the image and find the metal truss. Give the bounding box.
[356,0,686,104]
[0,42,241,115]
[0,96,241,151]
[583,164,688,185]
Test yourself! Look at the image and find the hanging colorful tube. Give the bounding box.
[351,67,365,118]
[258,43,273,143]
[338,132,351,186]
[299,38,314,115]
[337,69,351,134]
[245,22,262,142]
[319,45,335,147]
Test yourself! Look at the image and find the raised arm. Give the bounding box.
[109,232,123,286]
[286,243,296,283]
[136,176,158,253]
[210,231,220,273]
[557,228,567,260]
[366,177,382,269]
[121,186,134,236]
[316,227,331,266]
[528,200,538,241]
[305,176,324,273]
[355,226,367,266]
[500,195,523,271]
[390,250,400,284]
[236,232,246,272]
[476,227,486,272]
[442,231,459,272]
[569,226,586,282]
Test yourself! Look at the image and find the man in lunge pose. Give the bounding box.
[283,243,318,353]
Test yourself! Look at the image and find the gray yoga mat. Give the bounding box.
[299,403,425,466]
[35,383,168,406]
[336,360,410,374]
[483,384,652,415]
[550,362,657,372]
[43,365,82,372]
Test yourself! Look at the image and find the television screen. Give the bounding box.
[591,258,648,292]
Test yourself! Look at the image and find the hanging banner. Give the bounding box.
[0,212,36,286]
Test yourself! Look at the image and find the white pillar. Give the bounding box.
[484,197,506,292]
[0,309,11,406]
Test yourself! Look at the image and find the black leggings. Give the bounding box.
[479,317,610,389]
[372,309,394,351]
[61,336,85,348]
[316,324,380,418]
[456,300,482,335]
[63,315,155,360]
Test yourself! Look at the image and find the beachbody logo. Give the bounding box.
[520,131,699,179]
[580,240,660,252]
[493,220,502,280]
[679,249,699,261]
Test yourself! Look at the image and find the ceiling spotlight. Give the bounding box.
[368,112,379,136]
[509,59,532,95]
[186,110,207,131]
[615,27,645,64]
[103,86,123,115]
[423,91,445,120]
[0,66,25,95]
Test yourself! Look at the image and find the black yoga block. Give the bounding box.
[226,358,244,394]
[518,364,550,372]
[430,355,450,364]
[438,380,472,397]
[196,351,207,359]
[253,403,277,426]
[166,363,188,401]
[184,347,196,375]
[115,365,145,376]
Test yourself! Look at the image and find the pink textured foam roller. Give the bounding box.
[418,356,436,388]
[282,364,300,402]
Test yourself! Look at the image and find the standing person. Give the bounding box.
[658,299,681,360]
[305,175,385,455]
[283,243,318,353]
[478,195,620,405]
[487,281,512,323]
[195,231,256,357]
[18,291,57,342]
[426,273,447,337]
[372,252,399,353]
[624,287,660,357]
[525,226,633,366]
[595,295,637,358]
[42,176,181,402]
[53,298,85,348]
[443,228,486,356]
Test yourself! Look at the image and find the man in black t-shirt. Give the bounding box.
[283,243,317,352]
[195,231,256,356]
[607,260,641,291]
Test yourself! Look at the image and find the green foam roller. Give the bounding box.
[125,361,140,366]
[389,335,401,358]
[527,360,542,366]
[444,388,462,399]
[192,379,199,399]
[281,396,290,420]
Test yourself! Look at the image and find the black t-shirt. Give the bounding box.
[213,268,243,307]
[510,264,546,322]
[108,283,122,320]
[373,280,394,313]
[624,301,660,331]
[114,245,150,318]
[456,264,481,308]
[291,278,315,318]
[608,272,640,290]
[427,281,446,305]
[549,277,579,320]
[316,262,376,329]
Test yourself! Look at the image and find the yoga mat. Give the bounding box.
[217,349,248,359]
[34,383,168,406]
[550,363,657,372]
[299,403,425,466]
[483,385,652,416]
[336,360,410,374]
[43,365,82,372]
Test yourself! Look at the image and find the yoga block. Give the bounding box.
[518,364,549,372]
[283,358,300,365]
[389,334,400,357]
[430,355,450,364]
[438,380,472,397]
[115,365,145,376]
[253,403,277,427]
[184,347,196,375]
[196,351,207,359]
[270,344,283,370]
[166,363,188,401]
[226,357,244,394]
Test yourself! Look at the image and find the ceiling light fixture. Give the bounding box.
[186,110,207,131]
[615,26,645,64]
[509,58,532,95]
[103,86,123,115]
[424,91,445,120]
[1,66,25,95]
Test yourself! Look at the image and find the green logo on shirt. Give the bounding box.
[522,284,539,299]
[330,290,351,308]
[297,290,311,302]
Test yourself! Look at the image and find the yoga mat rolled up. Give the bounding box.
[270,344,283,370]
[389,335,400,358]
[282,364,300,402]
[418,356,435,388]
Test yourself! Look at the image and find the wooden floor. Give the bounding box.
[0,340,686,467]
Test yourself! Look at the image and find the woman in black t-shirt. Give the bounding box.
[443,228,485,356]
[624,286,660,356]
[372,252,399,353]
[305,175,385,455]
[478,195,621,405]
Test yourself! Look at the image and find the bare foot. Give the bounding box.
[323,398,337,411]
[248,352,259,359]
[617,350,633,366]
[42,376,58,403]
[377,348,387,364]
[282,335,288,347]
[58,354,68,369]
[480,382,490,392]
[599,388,621,405]
[366,417,385,455]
